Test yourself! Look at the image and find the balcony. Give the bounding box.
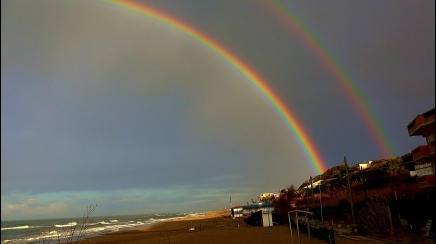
[407,108,435,136]
[417,174,435,189]
[411,145,431,161]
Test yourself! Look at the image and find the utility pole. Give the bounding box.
[361,166,368,202]
[319,175,323,221]
[310,176,315,208]
[344,156,355,224]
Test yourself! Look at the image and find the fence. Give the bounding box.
[312,198,434,232]
[288,210,335,244]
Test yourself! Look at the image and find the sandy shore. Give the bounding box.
[76,210,391,244]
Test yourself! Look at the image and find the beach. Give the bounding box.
[3,209,430,244]
[75,210,391,244]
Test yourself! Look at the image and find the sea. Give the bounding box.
[1,212,206,244]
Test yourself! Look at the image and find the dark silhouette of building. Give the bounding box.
[407,108,435,188]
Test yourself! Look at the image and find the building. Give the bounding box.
[358,161,372,170]
[407,108,435,188]
[241,202,274,227]
[299,175,323,189]
[230,206,243,218]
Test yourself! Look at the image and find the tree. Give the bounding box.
[273,185,296,214]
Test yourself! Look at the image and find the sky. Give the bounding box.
[1,0,434,221]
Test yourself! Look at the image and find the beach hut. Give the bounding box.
[231,206,243,218]
[242,202,274,227]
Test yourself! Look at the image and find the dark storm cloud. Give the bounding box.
[1,0,434,220]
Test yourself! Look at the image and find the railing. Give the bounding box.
[288,210,314,244]
[412,145,430,161]
[408,114,435,135]
[287,210,335,244]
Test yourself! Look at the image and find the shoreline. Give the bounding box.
[74,209,230,243]
[0,211,223,244]
[134,209,229,231]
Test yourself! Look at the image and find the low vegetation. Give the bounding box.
[267,155,434,235]
[357,196,389,234]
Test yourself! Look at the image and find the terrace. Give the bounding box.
[411,145,432,161]
[407,108,435,136]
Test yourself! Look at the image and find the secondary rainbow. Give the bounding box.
[97,0,327,174]
[262,0,397,157]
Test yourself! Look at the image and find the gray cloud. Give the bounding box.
[1,0,434,219]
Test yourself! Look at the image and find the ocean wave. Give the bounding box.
[1,213,187,244]
[186,213,206,218]
[38,230,59,240]
[86,226,106,233]
[88,221,112,226]
[54,222,77,228]
[40,230,58,235]
[1,225,29,230]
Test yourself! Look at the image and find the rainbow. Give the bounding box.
[97,0,327,174]
[262,0,397,157]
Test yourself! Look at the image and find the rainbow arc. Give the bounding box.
[263,1,396,157]
[96,0,350,174]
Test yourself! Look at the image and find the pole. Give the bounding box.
[361,166,368,202]
[230,195,232,208]
[238,208,240,227]
[267,203,272,234]
[387,206,394,233]
[395,191,401,225]
[310,176,315,208]
[296,212,301,244]
[288,212,294,244]
[319,183,323,221]
[306,212,311,244]
[344,156,355,224]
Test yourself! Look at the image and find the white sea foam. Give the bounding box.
[1,225,29,230]
[1,212,191,244]
[54,222,77,228]
[38,230,59,240]
[186,212,206,218]
[86,226,106,233]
